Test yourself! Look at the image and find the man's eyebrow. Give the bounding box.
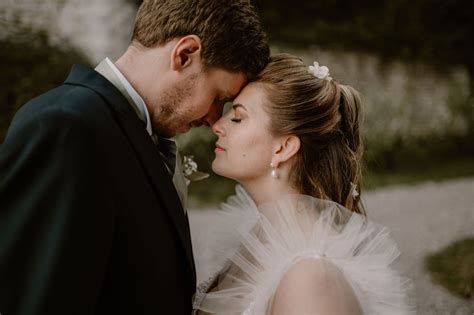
[232,103,247,111]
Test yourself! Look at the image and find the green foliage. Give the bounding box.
[364,156,474,189]
[188,176,237,207]
[0,27,89,142]
[258,0,474,133]
[364,133,474,172]
[256,0,474,67]
[425,238,474,299]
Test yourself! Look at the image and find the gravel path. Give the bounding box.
[188,177,474,314]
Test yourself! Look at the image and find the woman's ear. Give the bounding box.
[272,135,301,167]
[169,35,202,71]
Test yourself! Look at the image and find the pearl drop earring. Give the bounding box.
[270,162,278,179]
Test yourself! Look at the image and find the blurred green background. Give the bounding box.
[1,0,473,206]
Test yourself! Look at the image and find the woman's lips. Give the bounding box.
[215,144,225,152]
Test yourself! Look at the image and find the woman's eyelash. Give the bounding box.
[231,118,242,123]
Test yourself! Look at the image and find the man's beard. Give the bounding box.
[151,73,198,137]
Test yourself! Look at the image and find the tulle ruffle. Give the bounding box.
[194,185,415,314]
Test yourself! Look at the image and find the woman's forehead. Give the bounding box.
[233,83,266,112]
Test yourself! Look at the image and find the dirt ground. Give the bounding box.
[188,177,474,314]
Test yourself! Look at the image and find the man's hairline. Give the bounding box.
[129,38,250,79]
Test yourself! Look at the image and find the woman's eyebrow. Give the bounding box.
[232,103,247,111]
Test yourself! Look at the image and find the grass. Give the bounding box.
[425,238,474,299]
[364,156,474,190]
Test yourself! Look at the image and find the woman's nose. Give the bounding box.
[212,117,225,136]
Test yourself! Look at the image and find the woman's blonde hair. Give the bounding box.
[255,54,364,214]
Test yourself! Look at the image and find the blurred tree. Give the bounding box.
[255,0,474,133]
[0,26,89,142]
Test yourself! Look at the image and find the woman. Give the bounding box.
[193,54,415,314]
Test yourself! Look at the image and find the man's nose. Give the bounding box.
[201,102,224,127]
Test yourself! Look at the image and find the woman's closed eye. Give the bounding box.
[231,117,242,123]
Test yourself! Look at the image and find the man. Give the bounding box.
[0,0,269,314]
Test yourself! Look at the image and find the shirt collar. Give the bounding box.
[104,58,153,136]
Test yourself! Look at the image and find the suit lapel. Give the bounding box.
[113,109,196,272]
[64,65,196,278]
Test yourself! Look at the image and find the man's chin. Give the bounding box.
[176,124,192,133]
[153,123,192,138]
[152,126,175,139]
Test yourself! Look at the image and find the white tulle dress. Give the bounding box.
[193,185,416,314]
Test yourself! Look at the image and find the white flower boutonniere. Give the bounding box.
[182,155,209,186]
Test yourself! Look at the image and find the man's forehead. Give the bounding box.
[219,71,246,98]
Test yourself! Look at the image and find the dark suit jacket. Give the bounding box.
[0,65,196,314]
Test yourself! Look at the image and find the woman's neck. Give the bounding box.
[241,176,300,206]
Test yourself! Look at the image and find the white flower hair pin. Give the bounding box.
[182,155,209,186]
[308,61,332,81]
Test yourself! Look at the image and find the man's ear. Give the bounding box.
[170,35,202,71]
[272,135,301,167]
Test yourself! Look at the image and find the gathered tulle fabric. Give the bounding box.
[193,185,416,314]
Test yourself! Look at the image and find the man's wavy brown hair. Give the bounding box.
[133,0,270,80]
